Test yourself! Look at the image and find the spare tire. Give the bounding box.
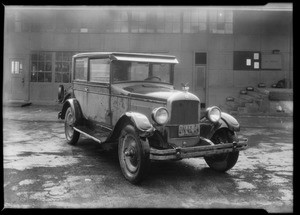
[58,85,64,103]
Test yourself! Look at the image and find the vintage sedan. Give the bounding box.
[58,52,248,184]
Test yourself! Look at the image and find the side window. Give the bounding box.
[89,58,110,83]
[74,58,88,81]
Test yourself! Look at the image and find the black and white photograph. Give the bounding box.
[3,4,293,212]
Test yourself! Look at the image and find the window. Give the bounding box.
[151,64,171,83]
[195,53,207,65]
[11,60,23,74]
[183,10,207,33]
[156,11,180,33]
[112,61,172,84]
[209,10,233,34]
[131,11,148,33]
[106,11,129,33]
[30,52,52,82]
[131,11,180,33]
[55,52,75,83]
[30,51,74,83]
[89,59,110,83]
[74,58,88,81]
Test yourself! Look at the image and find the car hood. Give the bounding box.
[111,83,199,102]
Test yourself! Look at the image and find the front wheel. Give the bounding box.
[204,128,239,172]
[64,107,80,145]
[118,124,150,184]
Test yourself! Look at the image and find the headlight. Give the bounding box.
[151,107,169,125]
[206,106,221,123]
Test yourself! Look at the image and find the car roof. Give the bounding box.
[73,52,179,64]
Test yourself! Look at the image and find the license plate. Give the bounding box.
[178,124,200,137]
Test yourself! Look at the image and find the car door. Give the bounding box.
[85,57,112,126]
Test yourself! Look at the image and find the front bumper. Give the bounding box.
[150,137,248,160]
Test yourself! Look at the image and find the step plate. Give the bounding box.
[74,126,111,143]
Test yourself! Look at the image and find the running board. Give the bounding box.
[73,126,110,144]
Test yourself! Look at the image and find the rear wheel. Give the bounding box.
[204,128,239,172]
[64,107,80,145]
[118,124,150,184]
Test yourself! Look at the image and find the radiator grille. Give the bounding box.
[169,100,199,124]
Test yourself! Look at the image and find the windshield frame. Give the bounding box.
[111,60,174,85]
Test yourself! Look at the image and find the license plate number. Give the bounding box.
[178,124,200,137]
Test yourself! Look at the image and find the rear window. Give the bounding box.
[74,58,88,81]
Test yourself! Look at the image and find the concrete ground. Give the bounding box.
[2,104,293,212]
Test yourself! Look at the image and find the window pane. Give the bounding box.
[199,23,207,31]
[55,62,62,72]
[225,11,233,22]
[45,52,52,61]
[38,62,44,71]
[165,22,172,33]
[183,12,190,22]
[31,72,37,82]
[183,22,191,33]
[199,11,207,22]
[62,53,69,61]
[62,62,69,72]
[38,52,44,61]
[55,73,62,82]
[32,53,38,61]
[75,58,88,80]
[11,61,15,73]
[45,72,52,82]
[62,73,69,83]
[152,64,170,83]
[38,72,44,82]
[121,22,128,33]
[56,52,63,61]
[14,61,20,73]
[217,11,225,22]
[89,58,110,83]
[45,62,52,71]
[31,62,37,72]
[173,22,180,33]
[191,12,198,23]
[225,23,233,34]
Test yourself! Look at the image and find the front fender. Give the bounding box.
[108,112,154,142]
[124,112,154,136]
[219,112,240,132]
[59,98,83,126]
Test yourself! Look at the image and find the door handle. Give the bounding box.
[22,78,24,83]
[84,87,89,92]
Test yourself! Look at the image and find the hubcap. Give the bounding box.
[122,135,139,174]
[65,110,74,139]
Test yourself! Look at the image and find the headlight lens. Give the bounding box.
[152,107,169,125]
[207,106,221,123]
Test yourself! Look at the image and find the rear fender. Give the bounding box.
[59,98,83,125]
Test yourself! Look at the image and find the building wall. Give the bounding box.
[4,7,293,107]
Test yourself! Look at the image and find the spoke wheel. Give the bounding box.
[64,107,80,145]
[118,124,150,184]
[204,129,239,172]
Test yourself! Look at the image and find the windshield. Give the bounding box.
[112,61,173,84]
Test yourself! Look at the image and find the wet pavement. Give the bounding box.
[3,105,293,212]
